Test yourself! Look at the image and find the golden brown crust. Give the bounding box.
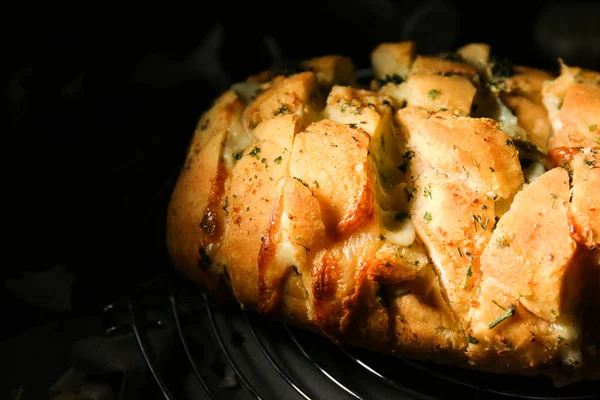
[166,42,600,384]
[479,167,577,322]
[569,150,600,250]
[381,74,477,116]
[167,91,244,295]
[300,55,356,88]
[409,55,477,78]
[370,41,416,80]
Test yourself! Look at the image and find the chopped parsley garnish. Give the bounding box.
[489,167,495,172]
[584,159,595,168]
[273,104,290,116]
[463,264,473,288]
[468,334,479,344]
[377,74,404,85]
[234,152,243,160]
[314,180,319,188]
[472,215,489,231]
[200,118,210,131]
[423,211,432,223]
[398,150,415,173]
[273,156,282,164]
[558,336,565,344]
[496,236,508,248]
[379,234,387,241]
[347,123,358,128]
[382,99,392,107]
[423,186,432,199]
[457,246,463,257]
[488,303,516,329]
[590,124,598,131]
[293,176,309,187]
[391,289,411,297]
[248,146,261,159]
[492,300,506,310]
[505,139,513,146]
[428,89,440,100]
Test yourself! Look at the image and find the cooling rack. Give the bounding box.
[102,272,600,400]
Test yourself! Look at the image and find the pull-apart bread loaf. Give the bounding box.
[166,41,600,385]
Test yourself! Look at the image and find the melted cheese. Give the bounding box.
[543,92,564,134]
[496,97,529,142]
[380,210,416,247]
[277,211,299,268]
[523,161,547,183]
[222,123,254,170]
[231,81,263,103]
[554,313,583,368]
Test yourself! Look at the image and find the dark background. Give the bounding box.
[3,0,600,390]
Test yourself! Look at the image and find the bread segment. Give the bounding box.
[479,167,577,322]
[167,91,244,294]
[569,150,600,250]
[543,62,600,152]
[219,115,301,307]
[370,41,416,81]
[289,119,374,237]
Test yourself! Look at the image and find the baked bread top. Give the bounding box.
[166,41,600,386]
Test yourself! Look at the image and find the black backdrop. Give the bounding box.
[4,0,600,340]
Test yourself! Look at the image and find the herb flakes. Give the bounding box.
[423,211,432,223]
[274,104,290,116]
[398,150,415,173]
[248,146,261,159]
[428,89,440,100]
[488,303,516,329]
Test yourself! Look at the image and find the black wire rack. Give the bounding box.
[102,272,600,400]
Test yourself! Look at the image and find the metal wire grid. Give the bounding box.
[102,273,600,400]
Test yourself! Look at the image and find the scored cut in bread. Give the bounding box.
[166,43,600,386]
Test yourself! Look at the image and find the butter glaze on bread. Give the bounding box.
[166,44,600,386]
